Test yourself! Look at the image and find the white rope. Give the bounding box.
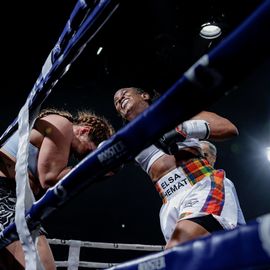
[48,238,163,269]
[55,261,117,268]
[48,238,164,251]
[15,99,43,270]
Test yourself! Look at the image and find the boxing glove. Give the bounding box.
[155,120,210,155]
[155,127,186,154]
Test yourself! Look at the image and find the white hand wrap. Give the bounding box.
[181,120,210,139]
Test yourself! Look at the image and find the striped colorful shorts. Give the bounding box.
[156,158,245,242]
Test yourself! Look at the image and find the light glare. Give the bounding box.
[266,147,270,162]
[97,47,103,55]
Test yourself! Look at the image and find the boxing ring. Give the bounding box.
[0,0,270,269]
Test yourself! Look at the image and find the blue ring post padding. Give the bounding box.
[105,216,270,270]
[0,0,270,258]
[0,0,119,147]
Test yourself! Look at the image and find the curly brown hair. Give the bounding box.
[74,110,115,146]
[38,108,73,122]
[38,108,115,146]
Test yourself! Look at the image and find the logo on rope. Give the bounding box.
[97,141,127,165]
[138,256,166,270]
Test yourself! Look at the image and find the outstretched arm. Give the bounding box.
[155,110,238,154]
[191,111,239,141]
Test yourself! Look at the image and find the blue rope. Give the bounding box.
[106,215,270,270]
[1,0,269,252]
[0,0,119,147]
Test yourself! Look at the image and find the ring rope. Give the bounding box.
[0,0,119,251]
[55,261,116,269]
[46,215,270,269]
[0,0,119,147]
[1,2,269,266]
[48,238,164,251]
[7,1,119,268]
[106,214,270,270]
[48,238,163,269]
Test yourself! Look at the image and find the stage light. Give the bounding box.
[200,22,222,39]
[97,46,103,55]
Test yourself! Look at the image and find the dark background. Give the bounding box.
[1,0,270,267]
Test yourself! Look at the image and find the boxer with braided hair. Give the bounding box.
[0,107,114,269]
[74,110,115,147]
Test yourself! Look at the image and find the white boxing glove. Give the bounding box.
[180,120,210,139]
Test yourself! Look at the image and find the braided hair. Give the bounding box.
[38,108,115,146]
[74,110,115,146]
[38,108,73,121]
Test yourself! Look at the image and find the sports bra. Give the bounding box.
[135,145,165,174]
[2,130,39,179]
[135,138,202,174]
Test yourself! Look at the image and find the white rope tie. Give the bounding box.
[67,240,81,270]
[15,100,43,270]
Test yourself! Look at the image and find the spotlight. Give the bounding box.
[200,22,222,39]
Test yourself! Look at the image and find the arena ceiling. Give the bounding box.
[1,0,269,265]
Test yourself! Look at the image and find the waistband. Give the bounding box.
[155,158,214,203]
[180,158,214,184]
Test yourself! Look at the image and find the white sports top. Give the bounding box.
[135,138,201,174]
[135,144,164,174]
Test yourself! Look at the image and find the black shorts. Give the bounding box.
[0,177,16,231]
[0,176,46,236]
[187,214,224,233]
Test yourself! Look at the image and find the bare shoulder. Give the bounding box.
[193,110,238,139]
[192,111,233,123]
[35,114,73,134]
[192,110,218,119]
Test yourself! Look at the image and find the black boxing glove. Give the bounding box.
[154,126,187,155]
[155,120,210,155]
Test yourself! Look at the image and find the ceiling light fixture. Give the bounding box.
[96,46,103,55]
[200,22,222,39]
